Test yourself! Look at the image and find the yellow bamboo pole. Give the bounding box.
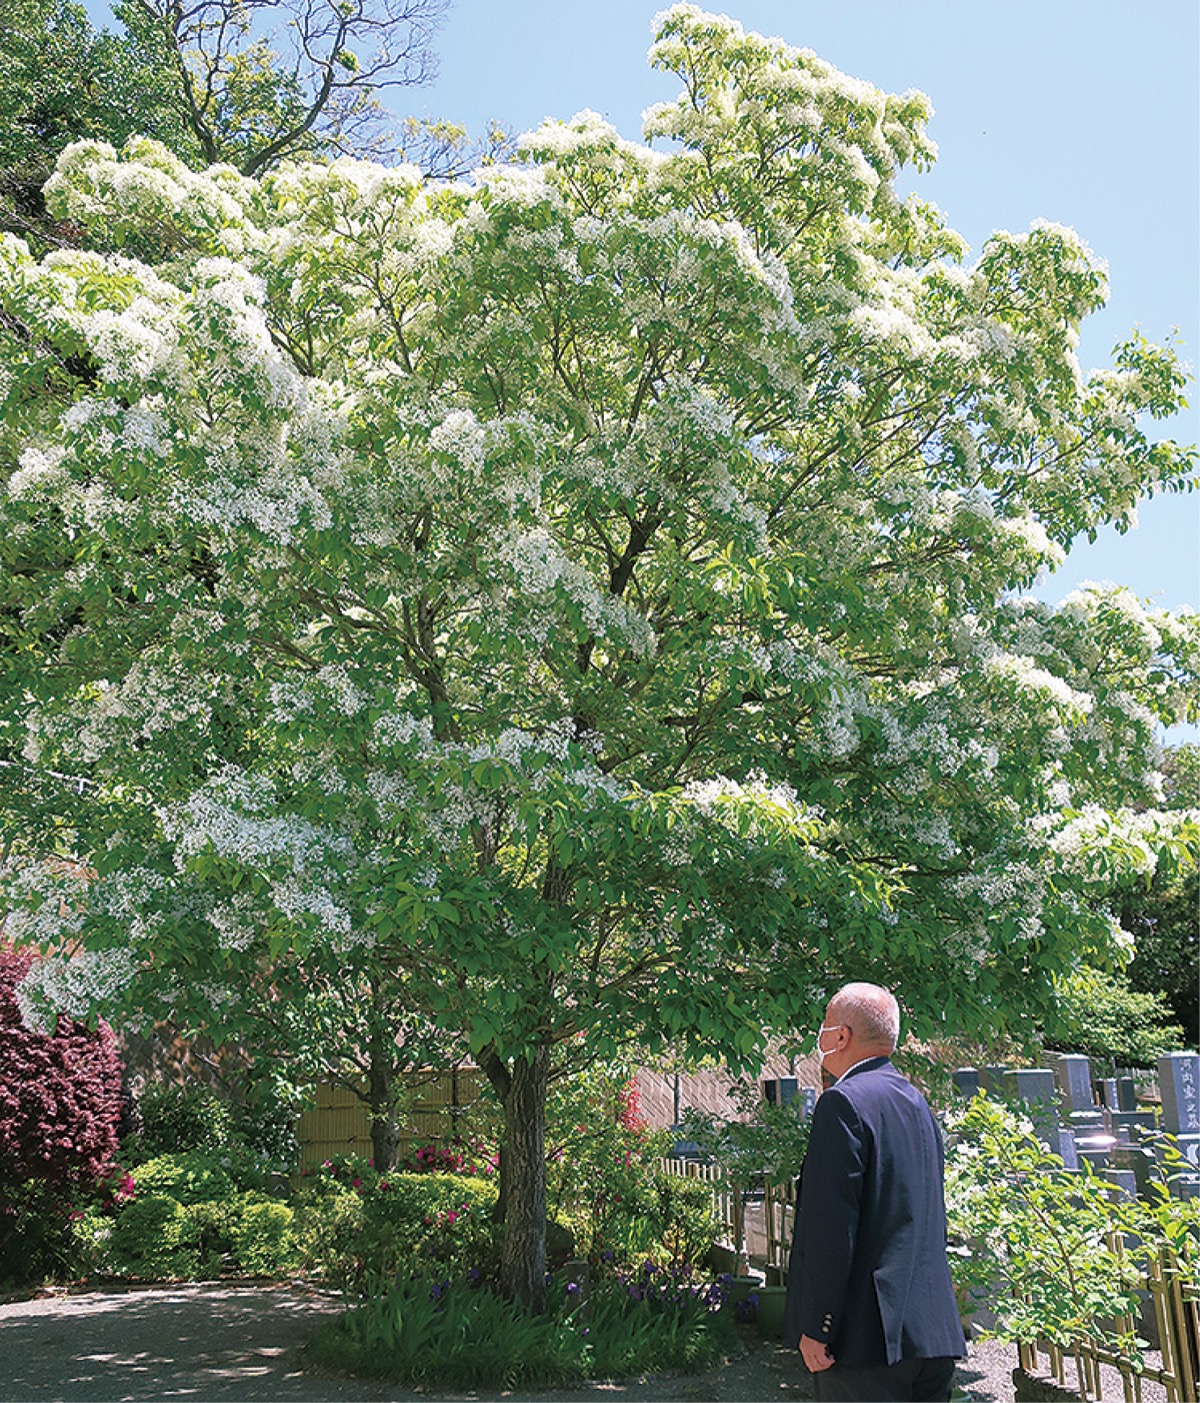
[1164,1248,1197,1403]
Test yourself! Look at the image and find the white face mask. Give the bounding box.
[815,1023,845,1066]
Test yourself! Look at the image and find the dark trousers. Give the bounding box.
[813,1355,956,1402]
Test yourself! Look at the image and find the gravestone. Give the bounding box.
[1158,1053,1200,1135]
[1115,1077,1138,1112]
[980,1066,1009,1096]
[1110,1144,1156,1198]
[1056,1127,1079,1171]
[1004,1069,1060,1149]
[953,1068,981,1098]
[1051,1054,1093,1112]
[1103,1168,1138,1201]
[1157,1052,1200,1192]
[1076,1134,1117,1172]
[1004,1069,1057,1104]
[1108,1110,1155,1140]
[763,1078,800,1107]
[1098,1078,1120,1110]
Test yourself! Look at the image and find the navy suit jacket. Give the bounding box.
[784,1057,965,1369]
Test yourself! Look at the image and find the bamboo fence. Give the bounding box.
[1016,1241,1199,1403]
[661,1160,1199,1403]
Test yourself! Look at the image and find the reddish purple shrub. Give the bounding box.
[0,945,123,1188]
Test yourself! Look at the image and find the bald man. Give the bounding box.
[784,983,964,1402]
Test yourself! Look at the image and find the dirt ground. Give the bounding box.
[0,1283,1022,1402]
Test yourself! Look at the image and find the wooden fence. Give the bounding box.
[658,1158,797,1279]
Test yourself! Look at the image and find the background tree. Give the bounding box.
[1120,744,1199,1045]
[0,0,196,249]
[117,0,448,175]
[1,7,1197,1307]
[1,0,498,255]
[1042,966,1184,1069]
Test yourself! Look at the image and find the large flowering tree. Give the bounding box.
[1,7,1196,1305]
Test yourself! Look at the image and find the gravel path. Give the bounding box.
[0,1284,1023,1403]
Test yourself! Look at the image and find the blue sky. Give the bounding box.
[81,2,1199,629]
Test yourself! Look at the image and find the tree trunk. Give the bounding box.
[499,1046,550,1311]
[367,1038,400,1172]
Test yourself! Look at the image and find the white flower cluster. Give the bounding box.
[95,866,167,923]
[951,861,1046,920]
[186,257,305,410]
[366,769,417,813]
[373,712,437,750]
[469,719,574,768]
[683,772,819,836]
[503,527,658,657]
[1043,804,1165,878]
[208,895,260,952]
[8,444,69,500]
[78,290,185,388]
[160,767,351,875]
[46,137,251,245]
[15,948,137,1033]
[25,660,218,767]
[984,653,1094,716]
[183,458,333,545]
[271,876,353,941]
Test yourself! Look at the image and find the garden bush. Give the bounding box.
[232,1197,297,1277]
[944,1093,1196,1356]
[106,1193,200,1280]
[304,1267,735,1391]
[292,1159,500,1290]
[544,1067,717,1270]
[136,1083,234,1158]
[131,1082,300,1175]
[79,1150,297,1280]
[0,944,124,1286]
[131,1150,238,1204]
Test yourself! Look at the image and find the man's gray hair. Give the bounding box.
[832,982,900,1052]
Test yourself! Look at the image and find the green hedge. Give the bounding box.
[87,1151,297,1280]
[292,1165,500,1291]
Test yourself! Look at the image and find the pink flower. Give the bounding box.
[446,1211,458,1224]
[352,1177,363,1189]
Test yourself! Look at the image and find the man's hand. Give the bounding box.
[799,1334,835,1372]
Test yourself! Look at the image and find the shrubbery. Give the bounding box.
[73,1149,298,1281]
[291,1157,501,1290]
[545,1068,716,1272]
[944,1093,1197,1355]
[0,944,124,1286]
[131,1082,299,1172]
